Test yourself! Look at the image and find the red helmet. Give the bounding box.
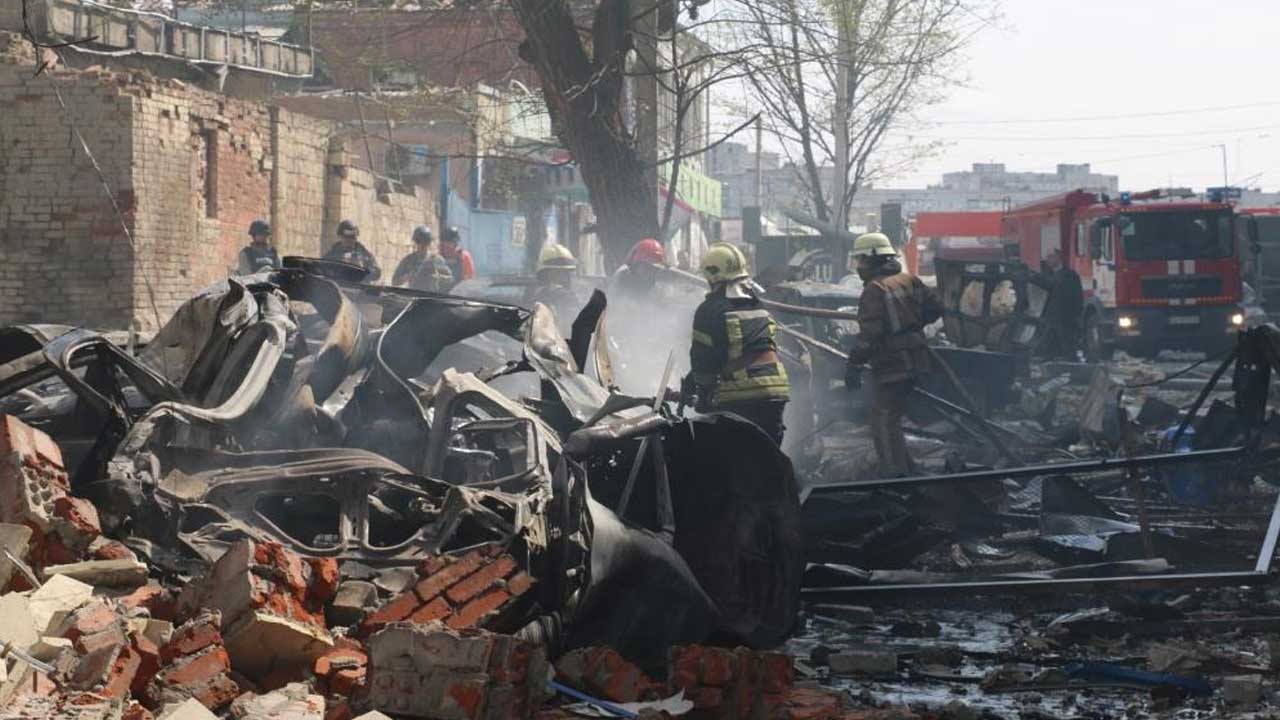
[627,238,665,266]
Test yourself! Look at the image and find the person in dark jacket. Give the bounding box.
[236,219,279,275]
[439,226,475,289]
[681,242,790,445]
[1040,248,1084,359]
[323,219,381,282]
[392,226,453,292]
[845,232,943,478]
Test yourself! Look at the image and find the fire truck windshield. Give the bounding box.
[1118,210,1232,261]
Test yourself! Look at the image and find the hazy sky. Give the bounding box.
[882,0,1280,192]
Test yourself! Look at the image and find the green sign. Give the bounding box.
[659,162,722,218]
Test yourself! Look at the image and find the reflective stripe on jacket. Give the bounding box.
[690,287,789,406]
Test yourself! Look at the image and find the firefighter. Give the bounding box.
[681,242,790,445]
[439,226,476,289]
[609,238,667,302]
[527,243,581,333]
[237,219,280,275]
[1040,248,1084,359]
[392,226,454,292]
[845,232,942,478]
[323,219,382,282]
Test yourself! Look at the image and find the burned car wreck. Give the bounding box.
[0,263,803,672]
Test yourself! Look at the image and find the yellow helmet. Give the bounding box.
[700,243,749,285]
[852,232,898,258]
[537,243,577,273]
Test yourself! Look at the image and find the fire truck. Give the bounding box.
[1002,189,1244,360]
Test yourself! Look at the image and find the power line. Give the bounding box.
[926,100,1280,126]
[913,123,1280,142]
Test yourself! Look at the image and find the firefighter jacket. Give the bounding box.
[689,282,790,406]
[848,259,943,384]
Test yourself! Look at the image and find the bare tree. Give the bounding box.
[725,0,995,229]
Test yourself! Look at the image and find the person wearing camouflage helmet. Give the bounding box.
[392,225,453,292]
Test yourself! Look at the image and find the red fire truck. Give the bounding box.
[1002,189,1244,360]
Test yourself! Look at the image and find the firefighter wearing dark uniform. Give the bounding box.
[682,242,790,445]
[237,219,280,275]
[845,232,943,478]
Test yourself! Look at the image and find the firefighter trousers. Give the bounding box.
[722,399,787,447]
[871,379,915,478]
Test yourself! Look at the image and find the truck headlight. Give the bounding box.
[1117,315,1136,329]
[1230,312,1245,327]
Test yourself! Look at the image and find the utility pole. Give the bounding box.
[832,6,850,232]
[754,114,763,208]
[1216,143,1228,188]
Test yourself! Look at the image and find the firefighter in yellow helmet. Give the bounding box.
[845,232,943,477]
[680,242,790,445]
[526,243,581,334]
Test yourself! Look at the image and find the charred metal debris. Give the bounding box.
[9,257,1280,718]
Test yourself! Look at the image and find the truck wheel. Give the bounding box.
[1084,312,1113,362]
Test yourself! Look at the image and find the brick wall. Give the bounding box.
[322,144,434,271]
[0,31,439,331]
[0,62,137,329]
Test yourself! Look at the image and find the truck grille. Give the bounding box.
[1141,275,1223,299]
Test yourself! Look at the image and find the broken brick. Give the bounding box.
[51,496,102,549]
[556,647,660,703]
[364,624,551,720]
[0,415,70,534]
[444,557,517,605]
[362,591,420,633]
[408,595,452,625]
[176,540,333,679]
[147,611,242,711]
[413,550,488,602]
[63,600,123,644]
[446,588,511,631]
[119,585,177,621]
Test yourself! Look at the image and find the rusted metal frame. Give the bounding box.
[804,446,1248,497]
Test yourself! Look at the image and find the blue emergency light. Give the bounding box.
[1119,191,1131,205]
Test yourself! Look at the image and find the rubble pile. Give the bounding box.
[8,258,1280,718]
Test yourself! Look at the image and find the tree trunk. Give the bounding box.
[509,0,659,271]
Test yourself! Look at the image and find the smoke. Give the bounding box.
[603,285,703,396]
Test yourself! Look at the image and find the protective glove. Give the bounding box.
[680,373,697,398]
[844,363,863,391]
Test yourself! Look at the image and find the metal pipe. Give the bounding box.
[759,296,859,320]
[802,570,1270,601]
[803,446,1247,498]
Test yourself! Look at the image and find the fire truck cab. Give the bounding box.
[1002,189,1244,360]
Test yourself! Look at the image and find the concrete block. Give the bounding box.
[158,698,220,720]
[0,592,39,651]
[329,580,378,626]
[28,573,93,633]
[1223,674,1263,708]
[0,523,33,590]
[41,558,148,588]
[827,650,899,677]
[230,682,324,720]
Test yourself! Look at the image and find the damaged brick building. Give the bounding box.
[0,2,439,331]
